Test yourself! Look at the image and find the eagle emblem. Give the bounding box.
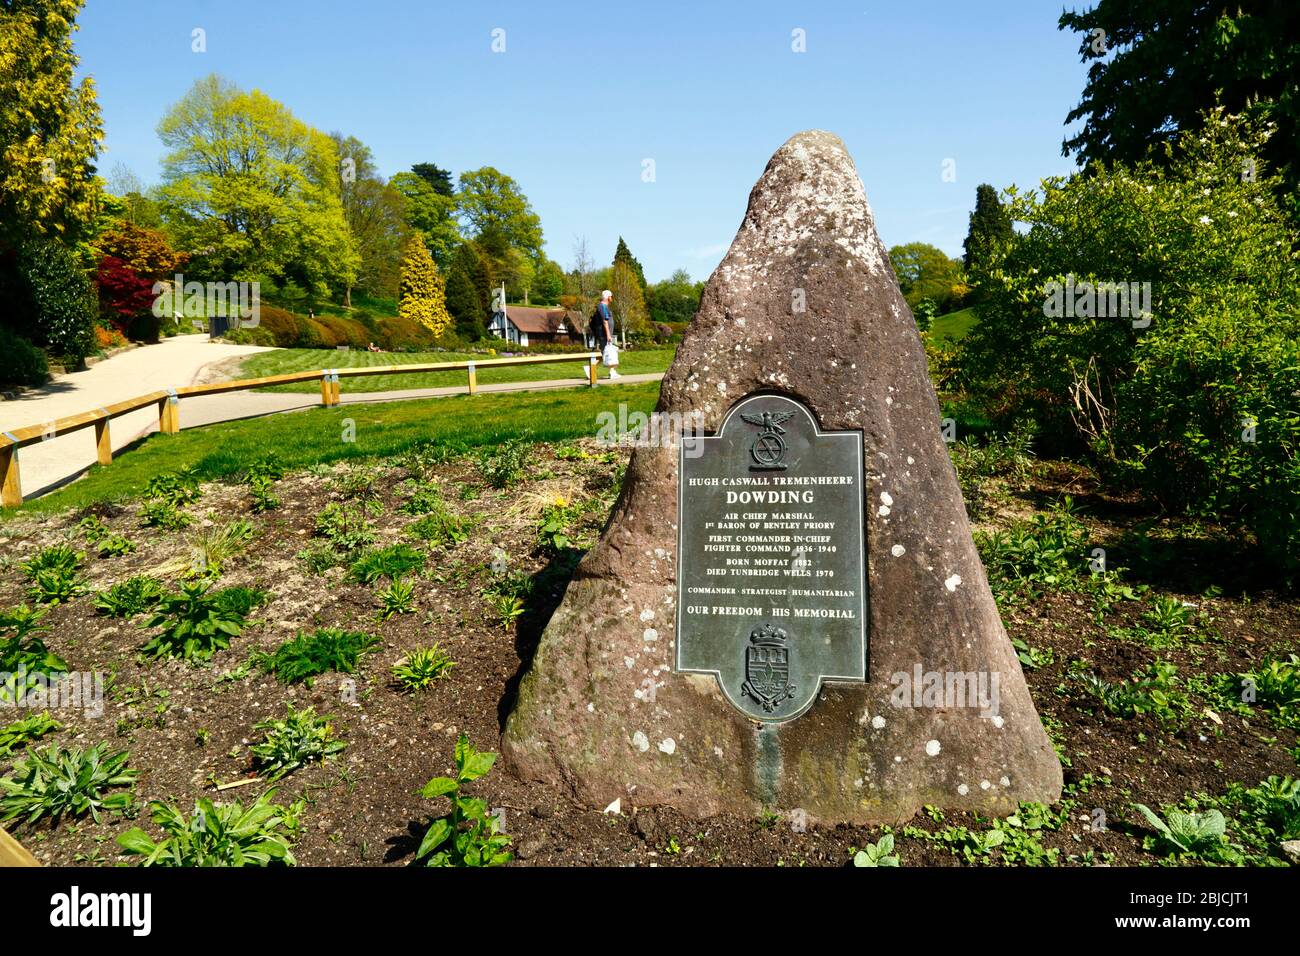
[740,410,795,469]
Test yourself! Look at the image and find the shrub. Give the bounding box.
[254,628,379,685]
[117,789,303,866]
[376,315,440,352]
[2,239,98,363]
[415,735,512,867]
[139,581,248,662]
[0,327,48,387]
[253,306,301,347]
[0,744,137,827]
[250,705,345,781]
[962,110,1300,574]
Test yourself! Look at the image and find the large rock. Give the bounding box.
[502,130,1062,823]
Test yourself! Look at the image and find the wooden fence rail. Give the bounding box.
[1,351,601,508]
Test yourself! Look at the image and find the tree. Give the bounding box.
[613,237,646,291]
[888,242,967,313]
[93,222,185,280]
[155,74,357,298]
[105,163,163,229]
[411,162,454,197]
[535,258,564,304]
[399,234,451,337]
[646,268,703,325]
[456,167,543,264]
[0,0,104,251]
[609,259,650,342]
[962,184,1013,272]
[445,255,486,340]
[1059,1,1300,198]
[332,133,407,303]
[390,171,459,270]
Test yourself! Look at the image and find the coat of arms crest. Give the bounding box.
[741,623,796,713]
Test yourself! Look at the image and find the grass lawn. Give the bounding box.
[4,381,661,517]
[930,307,978,345]
[235,346,676,393]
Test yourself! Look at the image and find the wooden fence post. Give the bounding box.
[588,355,598,387]
[161,388,180,434]
[93,410,112,465]
[0,440,21,508]
[331,371,341,405]
[467,361,477,395]
[0,825,38,866]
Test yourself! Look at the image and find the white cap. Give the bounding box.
[601,289,613,299]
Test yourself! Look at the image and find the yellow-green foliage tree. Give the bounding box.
[0,0,104,249]
[399,234,451,336]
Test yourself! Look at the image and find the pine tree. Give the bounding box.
[613,237,646,291]
[962,184,1013,272]
[399,234,451,336]
[445,257,485,340]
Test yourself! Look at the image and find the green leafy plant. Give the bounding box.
[391,645,455,691]
[1011,636,1054,670]
[244,455,285,483]
[0,605,67,703]
[254,628,379,685]
[21,544,82,579]
[77,515,111,542]
[415,735,512,867]
[140,580,248,662]
[0,712,62,758]
[96,534,135,557]
[248,475,281,513]
[94,576,165,617]
[348,544,425,584]
[475,436,531,489]
[397,482,443,516]
[1134,803,1233,861]
[313,502,375,553]
[250,705,346,781]
[406,508,470,549]
[1080,659,1190,724]
[376,579,416,621]
[852,833,900,867]
[0,744,137,826]
[26,565,86,605]
[145,469,201,506]
[212,585,269,618]
[139,499,191,530]
[484,592,524,632]
[117,788,303,866]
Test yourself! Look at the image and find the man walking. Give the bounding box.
[594,289,620,379]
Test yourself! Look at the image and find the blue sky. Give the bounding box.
[75,0,1092,283]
